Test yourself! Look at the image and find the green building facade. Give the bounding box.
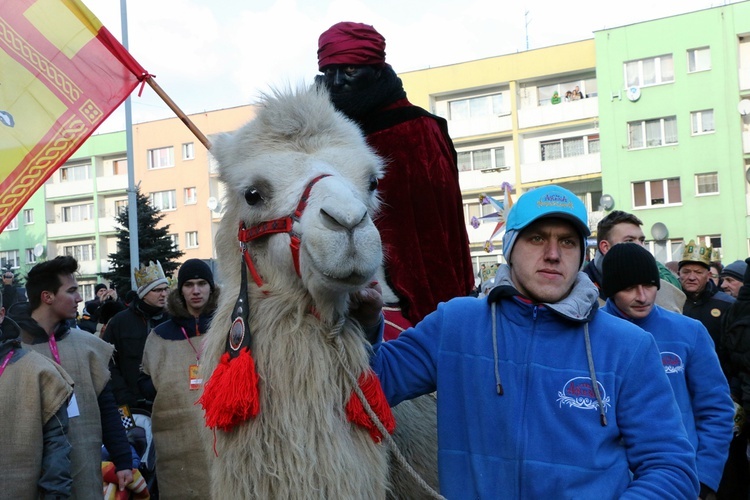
[595,2,750,263]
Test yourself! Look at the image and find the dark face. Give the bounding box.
[321,64,380,94]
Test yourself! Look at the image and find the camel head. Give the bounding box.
[210,86,384,321]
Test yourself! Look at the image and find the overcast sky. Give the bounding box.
[86,0,731,133]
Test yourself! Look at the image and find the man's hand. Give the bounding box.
[116,469,133,491]
[350,281,383,329]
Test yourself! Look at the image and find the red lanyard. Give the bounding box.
[181,327,201,361]
[0,350,14,379]
[48,334,61,364]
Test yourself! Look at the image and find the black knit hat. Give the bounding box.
[94,283,107,294]
[178,259,214,290]
[602,243,661,298]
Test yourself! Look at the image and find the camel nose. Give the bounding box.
[319,201,369,232]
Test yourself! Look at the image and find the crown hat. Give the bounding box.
[679,239,712,269]
[134,260,169,299]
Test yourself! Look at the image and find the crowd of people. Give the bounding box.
[2,19,750,500]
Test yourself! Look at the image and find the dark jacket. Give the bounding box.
[102,298,168,410]
[683,280,735,349]
[721,290,750,414]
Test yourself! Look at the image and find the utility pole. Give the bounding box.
[525,10,532,51]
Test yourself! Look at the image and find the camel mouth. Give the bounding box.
[320,269,371,287]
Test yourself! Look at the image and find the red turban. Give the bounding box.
[317,22,386,71]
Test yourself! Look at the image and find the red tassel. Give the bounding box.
[197,348,260,432]
[345,370,396,443]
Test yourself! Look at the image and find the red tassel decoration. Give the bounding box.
[198,347,260,432]
[345,370,396,443]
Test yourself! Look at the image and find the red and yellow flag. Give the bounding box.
[0,0,147,231]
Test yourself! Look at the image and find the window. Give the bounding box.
[695,173,719,195]
[687,47,711,72]
[4,216,18,231]
[449,94,503,120]
[691,109,714,135]
[647,239,684,263]
[63,243,95,262]
[457,147,507,172]
[79,283,95,302]
[186,231,199,248]
[628,116,677,149]
[114,199,128,215]
[0,250,20,269]
[150,190,177,211]
[632,178,682,208]
[147,146,175,169]
[699,235,722,258]
[59,164,90,182]
[624,54,674,87]
[541,135,598,161]
[537,78,594,106]
[26,248,37,264]
[184,187,197,205]
[113,158,127,175]
[168,234,179,250]
[61,203,93,222]
[182,142,195,160]
[23,209,34,225]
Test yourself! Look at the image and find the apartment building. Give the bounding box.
[596,1,750,263]
[133,105,256,262]
[400,39,601,269]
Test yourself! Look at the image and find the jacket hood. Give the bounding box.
[13,311,71,344]
[166,284,220,319]
[0,315,22,341]
[489,264,599,323]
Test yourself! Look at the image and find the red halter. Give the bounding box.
[237,174,330,287]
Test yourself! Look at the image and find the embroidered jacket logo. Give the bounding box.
[557,377,611,412]
[661,351,685,374]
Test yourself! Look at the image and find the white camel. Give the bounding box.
[200,86,438,499]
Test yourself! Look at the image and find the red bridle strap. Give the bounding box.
[237,174,331,287]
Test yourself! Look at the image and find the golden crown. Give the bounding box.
[681,239,712,267]
[133,260,166,290]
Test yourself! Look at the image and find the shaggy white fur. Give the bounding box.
[201,86,437,499]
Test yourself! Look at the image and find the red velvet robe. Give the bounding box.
[362,98,474,326]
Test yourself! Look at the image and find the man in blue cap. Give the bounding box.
[361,185,699,498]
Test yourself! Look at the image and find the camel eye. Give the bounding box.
[244,187,263,206]
[368,175,378,192]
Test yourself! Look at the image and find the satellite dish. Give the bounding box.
[33,243,44,257]
[651,222,669,241]
[207,197,219,211]
[738,99,750,116]
[599,194,615,211]
[626,86,641,102]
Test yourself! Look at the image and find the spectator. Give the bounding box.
[2,270,27,310]
[601,243,734,499]
[139,259,219,498]
[0,286,74,499]
[367,185,699,497]
[679,240,735,348]
[720,260,747,299]
[103,261,169,412]
[582,210,685,312]
[316,22,474,340]
[14,256,133,496]
[720,257,750,499]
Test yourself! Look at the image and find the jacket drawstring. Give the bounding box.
[491,302,504,395]
[584,322,607,426]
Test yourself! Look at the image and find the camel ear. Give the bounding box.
[209,132,235,171]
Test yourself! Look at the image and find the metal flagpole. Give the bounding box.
[121,0,139,291]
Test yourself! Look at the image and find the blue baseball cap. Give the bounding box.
[502,185,590,263]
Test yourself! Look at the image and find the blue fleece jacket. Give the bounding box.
[372,266,699,499]
[602,301,734,492]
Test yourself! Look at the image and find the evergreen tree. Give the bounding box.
[103,188,184,295]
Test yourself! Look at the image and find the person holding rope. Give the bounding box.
[359,185,699,498]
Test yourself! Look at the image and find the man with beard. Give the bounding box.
[103,261,169,412]
[316,22,474,339]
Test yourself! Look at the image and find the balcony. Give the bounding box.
[520,152,601,184]
[46,179,94,199]
[96,174,128,193]
[447,114,512,139]
[517,98,597,130]
[47,220,95,239]
[458,168,514,192]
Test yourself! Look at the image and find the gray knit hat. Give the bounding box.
[720,260,747,282]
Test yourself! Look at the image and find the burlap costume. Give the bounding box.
[0,347,74,498]
[24,329,114,499]
[141,333,211,498]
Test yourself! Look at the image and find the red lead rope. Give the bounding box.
[237,174,330,287]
